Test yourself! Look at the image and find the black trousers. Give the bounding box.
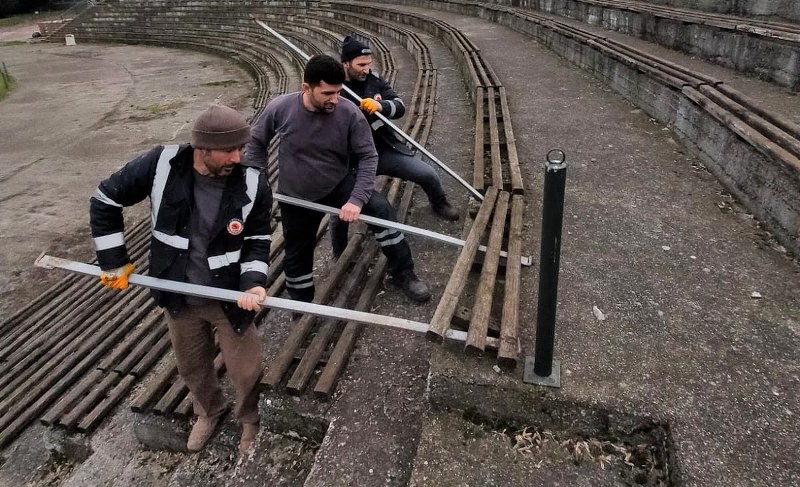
[280,174,414,302]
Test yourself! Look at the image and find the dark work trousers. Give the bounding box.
[330,148,447,255]
[378,149,447,206]
[281,173,414,302]
[165,302,262,425]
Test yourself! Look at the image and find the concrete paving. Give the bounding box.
[0,41,254,317]
[1,3,799,486]
[390,3,800,486]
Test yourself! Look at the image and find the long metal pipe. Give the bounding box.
[253,18,485,201]
[274,193,531,266]
[35,254,497,348]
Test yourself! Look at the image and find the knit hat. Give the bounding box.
[341,35,372,63]
[191,104,250,149]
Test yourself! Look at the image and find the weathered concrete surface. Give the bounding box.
[0,41,254,317]
[0,40,253,485]
[409,411,629,486]
[389,0,800,259]
[477,0,800,90]
[375,3,800,486]
[642,0,800,23]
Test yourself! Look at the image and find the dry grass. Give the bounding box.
[511,427,668,485]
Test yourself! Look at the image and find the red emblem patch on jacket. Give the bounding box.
[227,218,244,235]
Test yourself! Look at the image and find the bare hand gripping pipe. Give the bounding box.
[253,18,485,202]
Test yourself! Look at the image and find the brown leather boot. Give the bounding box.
[187,415,222,452]
[239,422,259,454]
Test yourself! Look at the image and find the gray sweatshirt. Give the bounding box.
[244,92,378,207]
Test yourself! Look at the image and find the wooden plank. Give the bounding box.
[466,191,510,354]
[152,378,189,415]
[174,393,193,419]
[428,187,499,342]
[314,181,416,399]
[487,88,504,189]
[129,330,171,378]
[40,369,104,426]
[260,217,360,389]
[152,351,226,416]
[0,264,151,371]
[498,87,524,194]
[0,216,149,341]
[0,278,104,365]
[77,374,137,432]
[471,51,492,88]
[112,316,166,375]
[286,244,376,394]
[473,86,486,192]
[59,371,120,429]
[0,273,81,339]
[682,87,800,172]
[99,310,162,372]
[130,361,177,413]
[498,195,524,370]
[0,290,151,415]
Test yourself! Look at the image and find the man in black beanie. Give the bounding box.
[89,104,273,455]
[332,35,459,255]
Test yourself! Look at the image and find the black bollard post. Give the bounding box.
[524,149,567,388]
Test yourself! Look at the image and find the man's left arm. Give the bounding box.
[341,113,379,222]
[375,77,406,119]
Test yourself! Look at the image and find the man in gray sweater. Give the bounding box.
[244,54,430,303]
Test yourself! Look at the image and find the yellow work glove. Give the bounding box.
[99,263,135,290]
[359,98,381,115]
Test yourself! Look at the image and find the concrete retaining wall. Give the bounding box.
[383,0,799,254]
[485,5,800,255]
[456,0,800,91]
[642,0,800,23]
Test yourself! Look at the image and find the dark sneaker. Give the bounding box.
[432,201,459,221]
[393,271,431,303]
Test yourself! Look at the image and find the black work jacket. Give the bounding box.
[343,72,413,156]
[89,144,273,332]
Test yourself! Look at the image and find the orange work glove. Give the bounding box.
[359,98,381,115]
[99,263,135,290]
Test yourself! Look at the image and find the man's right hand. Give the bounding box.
[99,263,135,290]
[359,98,381,115]
[339,202,362,222]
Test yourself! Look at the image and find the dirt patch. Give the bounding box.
[0,42,254,319]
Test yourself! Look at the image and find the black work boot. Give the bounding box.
[393,271,431,303]
[432,200,459,221]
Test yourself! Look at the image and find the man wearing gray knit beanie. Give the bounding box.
[89,104,272,455]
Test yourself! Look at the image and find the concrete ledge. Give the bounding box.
[424,349,686,485]
[637,0,800,23]
[369,0,799,254]
[473,0,800,90]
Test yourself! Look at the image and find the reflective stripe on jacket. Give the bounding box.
[89,144,273,332]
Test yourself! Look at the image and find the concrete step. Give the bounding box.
[408,410,630,487]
